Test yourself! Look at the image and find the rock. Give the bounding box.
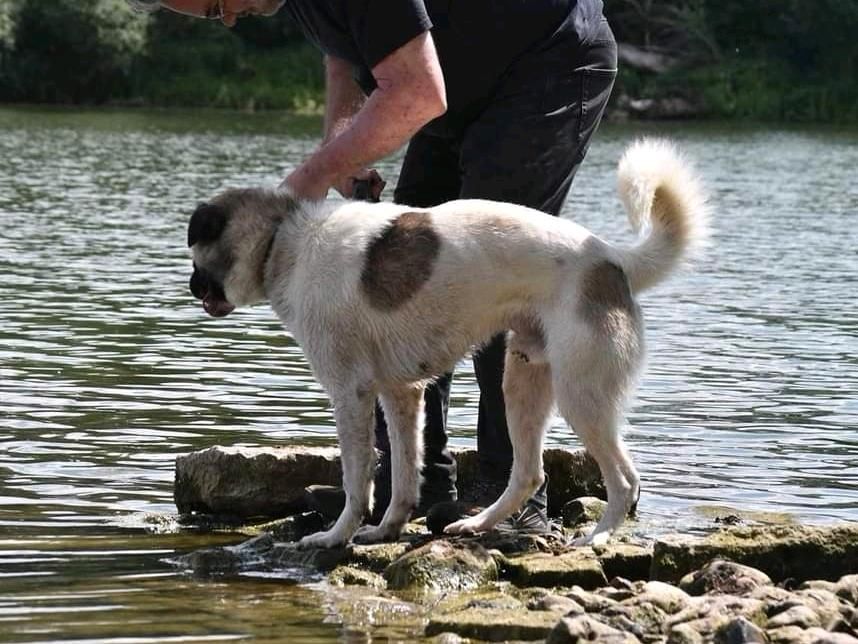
[626,581,694,614]
[426,608,561,641]
[836,575,858,605]
[384,540,498,593]
[563,496,607,527]
[175,446,604,521]
[651,525,858,584]
[526,592,585,615]
[349,541,412,573]
[601,600,669,641]
[716,616,769,643]
[328,565,386,589]
[767,604,822,629]
[794,587,848,628]
[597,543,654,582]
[565,586,622,614]
[503,550,608,589]
[175,446,341,519]
[431,634,469,644]
[666,596,766,643]
[767,625,812,644]
[547,614,641,643]
[805,630,858,644]
[679,559,772,596]
[668,623,704,644]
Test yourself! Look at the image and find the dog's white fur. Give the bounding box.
[190,138,709,549]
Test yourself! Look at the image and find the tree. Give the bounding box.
[1,0,149,103]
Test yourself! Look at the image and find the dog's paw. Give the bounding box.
[352,523,402,545]
[297,529,349,550]
[571,530,610,548]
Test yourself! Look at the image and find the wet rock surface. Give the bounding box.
[172,447,858,642]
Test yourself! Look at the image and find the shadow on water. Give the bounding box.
[1,106,857,641]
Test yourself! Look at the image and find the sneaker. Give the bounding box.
[496,501,560,535]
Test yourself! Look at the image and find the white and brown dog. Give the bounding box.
[187,139,708,549]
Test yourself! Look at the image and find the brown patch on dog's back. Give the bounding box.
[579,261,638,334]
[362,211,441,310]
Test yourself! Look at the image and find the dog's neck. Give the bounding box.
[261,194,332,314]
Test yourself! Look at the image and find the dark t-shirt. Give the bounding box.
[283,0,606,129]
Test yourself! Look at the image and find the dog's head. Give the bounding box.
[187,188,296,317]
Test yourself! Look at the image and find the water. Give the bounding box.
[1,107,856,641]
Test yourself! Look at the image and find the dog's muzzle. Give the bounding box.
[190,265,235,318]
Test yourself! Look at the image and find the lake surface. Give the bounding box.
[1,106,856,641]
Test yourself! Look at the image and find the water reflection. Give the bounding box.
[1,108,857,641]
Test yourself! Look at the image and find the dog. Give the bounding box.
[187,139,708,549]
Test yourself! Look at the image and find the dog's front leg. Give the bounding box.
[298,385,376,549]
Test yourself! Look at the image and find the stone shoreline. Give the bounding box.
[172,446,858,642]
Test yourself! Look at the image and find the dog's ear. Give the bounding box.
[188,203,229,247]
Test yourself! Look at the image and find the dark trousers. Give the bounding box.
[373,19,618,516]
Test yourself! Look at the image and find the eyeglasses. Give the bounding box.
[205,0,224,20]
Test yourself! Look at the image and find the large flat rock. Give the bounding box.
[174,445,604,520]
[651,524,858,584]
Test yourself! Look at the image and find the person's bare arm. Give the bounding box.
[321,55,365,145]
[283,31,446,200]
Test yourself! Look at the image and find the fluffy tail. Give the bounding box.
[615,138,709,293]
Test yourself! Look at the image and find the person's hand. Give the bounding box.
[280,166,334,201]
[334,169,387,201]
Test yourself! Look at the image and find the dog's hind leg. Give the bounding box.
[353,383,425,544]
[445,334,554,535]
[299,384,377,549]
[553,335,641,547]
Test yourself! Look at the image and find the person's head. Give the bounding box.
[127,0,285,27]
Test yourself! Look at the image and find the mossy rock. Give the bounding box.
[328,565,386,589]
[384,540,499,593]
[503,550,608,589]
[652,524,858,583]
[426,608,561,641]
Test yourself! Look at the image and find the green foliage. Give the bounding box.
[606,0,858,122]
[129,12,323,110]
[0,0,149,103]
[0,0,856,122]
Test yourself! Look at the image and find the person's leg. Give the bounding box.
[458,19,618,513]
[371,132,463,522]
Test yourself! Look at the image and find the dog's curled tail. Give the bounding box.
[616,138,710,293]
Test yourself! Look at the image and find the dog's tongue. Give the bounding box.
[203,295,235,318]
